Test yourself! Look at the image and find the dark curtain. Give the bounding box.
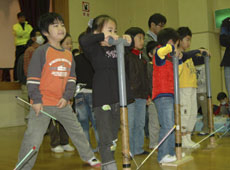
[18,0,50,28]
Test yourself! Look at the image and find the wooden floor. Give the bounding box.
[1,125,230,170]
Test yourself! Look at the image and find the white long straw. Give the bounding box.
[16,96,57,120]
[192,124,227,148]
[136,125,176,170]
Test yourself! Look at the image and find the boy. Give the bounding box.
[146,40,160,149]
[152,28,182,163]
[15,13,100,170]
[177,27,208,148]
[125,27,150,156]
[214,92,230,116]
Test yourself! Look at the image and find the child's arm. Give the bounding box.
[62,56,77,107]
[155,44,174,66]
[80,33,105,47]
[27,48,44,115]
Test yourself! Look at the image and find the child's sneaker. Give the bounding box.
[159,154,176,163]
[182,136,193,148]
[62,144,75,152]
[186,134,200,148]
[87,156,101,167]
[51,145,64,153]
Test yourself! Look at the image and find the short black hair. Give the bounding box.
[17,12,25,18]
[177,27,192,40]
[146,41,159,56]
[157,28,179,46]
[217,92,227,101]
[38,12,64,36]
[148,13,167,28]
[125,27,145,49]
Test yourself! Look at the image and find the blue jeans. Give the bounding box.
[154,96,175,162]
[128,98,146,155]
[75,93,99,148]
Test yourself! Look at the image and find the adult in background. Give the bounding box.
[12,12,33,81]
[220,17,230,106]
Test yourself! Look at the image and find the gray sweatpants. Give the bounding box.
[17,105,94,170]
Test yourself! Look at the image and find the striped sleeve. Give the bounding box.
[27,45,46,104]
[63,56,77,101]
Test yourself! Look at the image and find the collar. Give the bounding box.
[147,30,157,41]
[131,48,142,55]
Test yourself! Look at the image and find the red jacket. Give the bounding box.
[152,53,174,100]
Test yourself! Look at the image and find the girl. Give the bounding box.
[48,33,75,153]
[80,15,131,170]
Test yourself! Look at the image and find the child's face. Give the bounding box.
[101,20,117,35]
[44,19,66,43]
[180,35,191,51]
[61,36,73,51]
[134,33,144,50]
[220,97,229,105]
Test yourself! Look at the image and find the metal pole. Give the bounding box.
[109,37,131,170]
[204,53,216,147]
[172,54,182,160]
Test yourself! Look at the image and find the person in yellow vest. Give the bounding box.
[12,12,33,81]
[177,27,209,148]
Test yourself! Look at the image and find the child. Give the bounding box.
[214,92,230,116]
[195,49,209,136]
[152,28,182,163]
[124,27,150,155]
[146,40,160,149]
[48,33,75,153]
[74,32,99,152]
[15,13,101,169]
[177,27,208,148]
[79,15,132,170]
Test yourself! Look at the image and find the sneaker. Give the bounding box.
[182,136,193,148]
[186,134,200,148]
[159,154,177,163]
[61,144,75,152]
[51,145,64,153]
[198,131,209,136]
[87,156,101,167]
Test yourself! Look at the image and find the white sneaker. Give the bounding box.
[182,136,193,148]
[159,154,177,163]
[186,134,200,148]
[51,145,64,153]
[62,144,75,152]
[87,156,101,167]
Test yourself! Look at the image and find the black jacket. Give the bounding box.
[220,33,230,67]
[125,50,150,99]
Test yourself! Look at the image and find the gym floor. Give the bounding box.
[1,126,229,170]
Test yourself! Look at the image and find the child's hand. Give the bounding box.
[199,49,211,57]
[104,32,118,42]
[32,103,43,116]
[57,98,67,108]
[122,34,132,45]
[175,49,183,59]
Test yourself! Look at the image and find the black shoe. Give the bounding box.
[135,151,150,156]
